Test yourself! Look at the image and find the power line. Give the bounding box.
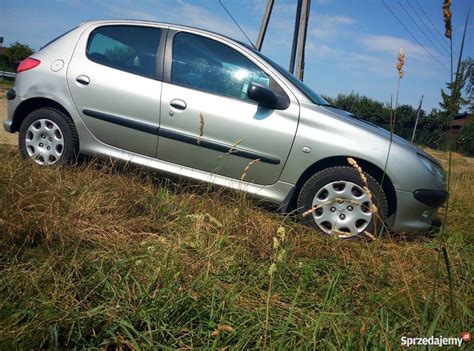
[217,0,257,50]
[412,0,459,66]
[413,0,451,49]
[406,0,451,56]
[380,0,450,72]
[397,0,450,62]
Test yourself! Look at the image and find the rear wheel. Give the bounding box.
[19,108,78,165]
[297,166,388,239]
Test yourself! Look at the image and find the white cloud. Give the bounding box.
[361,35,432,61]
[310,14,355,39]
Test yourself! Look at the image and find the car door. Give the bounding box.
[157,30,299,185]
[67,24,166,157]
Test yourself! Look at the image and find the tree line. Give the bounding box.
[325,58,473,156]
[0,42,34,72]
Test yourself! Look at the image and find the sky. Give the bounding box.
[0,0,472,111]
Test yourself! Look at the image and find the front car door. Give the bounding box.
[157,30,299,185]
[67,24,166,157]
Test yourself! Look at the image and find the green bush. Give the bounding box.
[458,120,474,155]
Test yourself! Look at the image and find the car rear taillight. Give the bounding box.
[17,58,41,73]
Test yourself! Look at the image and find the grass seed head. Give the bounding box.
[197,112,205,145]
[397,48,405,78]
[443,0,452,39]
[273,236,280,250]
[240,158,260,180]
[210,325,234,337]
[268,262,277,276]
[277,226,286,242]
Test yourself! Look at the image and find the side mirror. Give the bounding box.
[247,82,278,109]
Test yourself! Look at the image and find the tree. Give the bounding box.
[464,58,474,113]
[440,58,473,116]
[327,92,390,127]
[415,108,449,149]
[0,41,34,71]
[458,120,474,156]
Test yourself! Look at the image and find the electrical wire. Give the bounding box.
[414,0,451,49]
[406,0,451,56]
[397,0,450,62]
[380,0,450,72]
[217,0,257,50]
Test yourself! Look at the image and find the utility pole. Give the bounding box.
[256,0,312,81]
[256,0,275,51]
[289,0,302,74]
[295,0,311,80]
[411,95,424,143]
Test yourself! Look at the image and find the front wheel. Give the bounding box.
[19,108,78,165]
[297,166,388,239]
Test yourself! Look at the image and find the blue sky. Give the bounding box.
[0,0,472,111]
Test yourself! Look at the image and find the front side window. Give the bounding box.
[87,25,161,78]
[172,32,274,102]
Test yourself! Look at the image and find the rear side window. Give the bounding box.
[87,25,161,79]
[172,32,274,102]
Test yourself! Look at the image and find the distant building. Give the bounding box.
[443,112,472,140]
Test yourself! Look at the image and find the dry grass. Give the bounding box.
[0,81,17,146]
[0,144,472,349]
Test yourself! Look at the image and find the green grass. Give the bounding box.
[0,145,472,349]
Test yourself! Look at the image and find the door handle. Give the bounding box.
[76,75,90,85]
[170,99,187,111]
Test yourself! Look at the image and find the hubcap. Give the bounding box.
[311,180,373,237]
[25,119,64,165]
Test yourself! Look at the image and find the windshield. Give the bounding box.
[251,49,328,105]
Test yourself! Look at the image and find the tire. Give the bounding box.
[297,166,388,238]
[19,107,79,165]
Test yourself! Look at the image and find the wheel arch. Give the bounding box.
[10,97,74,133]
[289,156,397,218]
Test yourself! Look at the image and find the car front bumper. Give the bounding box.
[391,189,448,232]
[3,119,13,133]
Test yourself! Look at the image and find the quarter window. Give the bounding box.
[87,25,161,78]
[172,32,277,102]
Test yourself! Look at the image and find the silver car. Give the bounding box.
[3,20,447,238]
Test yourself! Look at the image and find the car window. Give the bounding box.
[171,32,272,102]
[87,25,161,79]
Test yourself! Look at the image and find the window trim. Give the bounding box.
[85,24,167,81]
[164,29,290,109]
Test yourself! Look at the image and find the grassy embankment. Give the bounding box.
[0,143,472,349]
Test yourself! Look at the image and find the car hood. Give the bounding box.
[322,106,441,166]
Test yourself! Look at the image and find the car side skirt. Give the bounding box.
[77,132,294,204]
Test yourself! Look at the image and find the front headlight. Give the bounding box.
[418,154,446,184]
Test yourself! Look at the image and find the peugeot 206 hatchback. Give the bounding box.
[4,20,448,238]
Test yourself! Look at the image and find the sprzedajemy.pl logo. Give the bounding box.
[400,332,470,347]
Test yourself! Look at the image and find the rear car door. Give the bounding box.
[157,30,299,185]
[67,24,166,157]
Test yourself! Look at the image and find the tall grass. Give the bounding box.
[439,0,471,314]
[0,145,472,349]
